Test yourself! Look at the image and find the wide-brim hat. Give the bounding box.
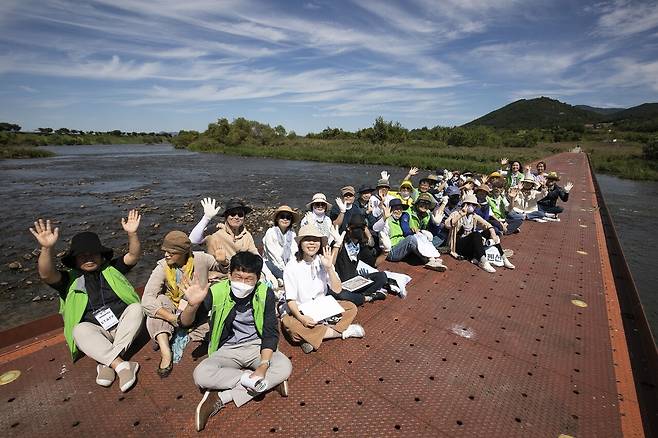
[419,174,439,184]
[415,193,437,209]
[376,178,391,189]
[221,198,253,217]
[546,171,560,181]
[488,171,503,179]
[462,193,478,205]
[295,223,327,245]
[389,198,404,209]
[62,231,113,269]
[399,180,414,190]
[272,205,300,223]
[306,193,332,209]
[521,176,539,187]
[475,184,491,194]
[357,184,375,194]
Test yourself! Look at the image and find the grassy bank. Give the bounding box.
[0,146,55,159]
[187,138,657,180]
[0,132,168,148]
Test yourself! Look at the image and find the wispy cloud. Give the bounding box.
[19,85,37,93]
[592,0,658,37]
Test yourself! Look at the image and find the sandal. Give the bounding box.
[157,361,173,378]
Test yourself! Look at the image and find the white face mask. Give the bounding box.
[230,281,254,299]
[466,205,475,214]
[313,207,326,218]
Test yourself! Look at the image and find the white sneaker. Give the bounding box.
[532,218,547,223]
[503,256,516,269]
[96,364,115,387]
[424,258,447,272]
[478,256,496,273]
[342,324,365,339]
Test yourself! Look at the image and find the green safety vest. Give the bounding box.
[60,265,140,359]
[409,209,430,231]
[386,217,405,247]
[207,280,267,356]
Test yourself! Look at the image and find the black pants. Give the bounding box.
[539,205,564,214]
[329,271,388,306]
[456,232,503,260]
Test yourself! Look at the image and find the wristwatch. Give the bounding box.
[259,359,271,368]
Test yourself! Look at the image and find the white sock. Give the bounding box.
[219,390,233,405]
[115,361,130,373]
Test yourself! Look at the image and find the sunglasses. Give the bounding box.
[417,201,431,208]
[227,210,245,218]
[278,213,294,221]
[312,203,326,208]
[343,193,355,198]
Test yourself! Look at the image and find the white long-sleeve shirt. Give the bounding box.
[262,226,298,273]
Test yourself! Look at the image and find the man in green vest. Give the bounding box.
[179,251,292,432]
[29,210,144,393]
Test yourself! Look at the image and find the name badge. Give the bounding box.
[93,306,119,331]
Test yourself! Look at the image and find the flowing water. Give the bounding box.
[1,144,656,339]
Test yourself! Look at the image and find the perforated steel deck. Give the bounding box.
[0,153,646,437]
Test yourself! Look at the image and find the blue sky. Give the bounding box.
[1,0,657,134]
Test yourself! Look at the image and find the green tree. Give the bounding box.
[38,127,53,134]
[643,136,658,161]
[0,122,21,132]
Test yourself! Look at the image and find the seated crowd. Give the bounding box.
[28,158,573,431]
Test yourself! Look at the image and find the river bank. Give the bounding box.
[1,144,655,339]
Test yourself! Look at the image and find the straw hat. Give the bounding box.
[306,193,332,209]
[546,171,560,181]
[475,184,491,194]
[521,176,539,187]
[462,193,478,205]
[295,223,327,244]
[272,205,300,223]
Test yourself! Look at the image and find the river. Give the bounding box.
[1,144,656,340]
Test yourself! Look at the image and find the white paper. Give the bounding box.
[414,232,440,258]
[384,271,412,299]
[341,275,373,292]
[298,294,344,322]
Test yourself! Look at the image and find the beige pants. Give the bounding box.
[280,300,357,351]
[72,303,143,366]
[193,339,292,407]
[145,295,209,342]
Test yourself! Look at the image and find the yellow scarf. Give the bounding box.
[164,255,194,306]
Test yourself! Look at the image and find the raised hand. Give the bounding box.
[335,197,346,213]
[441,196,449,205]
[565,182,574,192]
[382,204,392,219]
[29,219,59,248]
[508,187,519,198]
[380,170,390,181]
[304,211,315,224]
[328,224,345,247]
[319,245,334,269]
[201,197,220,220]
[500,157,508,166]
[445,171,453,181]
[214,246,227,264]
[180,274,209,307]
[408,167,419,176]
[121,209,141,234]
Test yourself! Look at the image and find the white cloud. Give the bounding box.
[19,85,37,93]
[593,0,658,37]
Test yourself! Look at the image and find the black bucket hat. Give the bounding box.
[62,231,113,269]
[221,198,253,217]
[357,184,375,194]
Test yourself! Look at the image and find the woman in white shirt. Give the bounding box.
[281,224,364,354]
[262,205,299,282]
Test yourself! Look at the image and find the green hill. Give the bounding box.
[604,103,658,132]
[575,105,625,115]
[464,97,603,129]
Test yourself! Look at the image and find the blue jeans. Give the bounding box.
[387,235,424,262]
[265,260,284,280]
[525,210,546,220]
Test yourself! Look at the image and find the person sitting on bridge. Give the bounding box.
[368,173,395,226]
[391,179,415,209]
[332,214,388,304]
[262,205,299,284]
[300,192,334,241]
[508,176,550,222]
[500,158,524,188]
[537,172,574,219]
[29,211,143,392]
[533,161,548,185]
[486,180,523,235]
[373,198,447,271]
[142,231,219,378]
[329,186,361,234]
[190,198,259,275]
[280,224,364,354]
[445,194,515,273]
[179,251,292,432]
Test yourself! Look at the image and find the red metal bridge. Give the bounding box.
[1,152,655,437]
